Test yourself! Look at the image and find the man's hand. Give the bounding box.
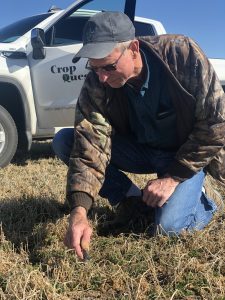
[143,176,180,207]
[64,206,92,260]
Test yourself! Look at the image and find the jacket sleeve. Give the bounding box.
[167,37,225,180]
[66,73,112,211]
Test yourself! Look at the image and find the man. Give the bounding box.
[52,12,225,259]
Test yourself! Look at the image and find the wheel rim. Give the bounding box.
[0,122,6,154]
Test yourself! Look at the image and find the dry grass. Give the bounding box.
[0,141,224,300]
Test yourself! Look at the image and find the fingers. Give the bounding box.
[73,229,85,259]
[157,197,168,207]
[143,178,178,207]
[142,180,162,207]
[143,192,167,207]
[143,191,167,207]
[81,227,92,261]
[79,227,92,260]
[81,226,92,251]
[64,223,93,260]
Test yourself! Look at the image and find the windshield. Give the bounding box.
[0,13,52,43]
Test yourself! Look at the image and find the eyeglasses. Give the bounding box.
[86,47,127,73]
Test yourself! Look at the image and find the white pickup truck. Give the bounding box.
[0,0,224,167]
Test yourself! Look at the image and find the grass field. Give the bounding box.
[0,141,224,300]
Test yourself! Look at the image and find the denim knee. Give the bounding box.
[52,128,74,165]
[52,130,63,155]
[155,211,191,235]
[155,192,217,235]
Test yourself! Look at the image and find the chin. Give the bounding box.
[108,79,127,88]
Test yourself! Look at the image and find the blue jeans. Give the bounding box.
[52,128,217,234]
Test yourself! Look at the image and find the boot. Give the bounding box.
[99,196,155,234]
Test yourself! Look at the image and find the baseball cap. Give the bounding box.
[74,11,135,59]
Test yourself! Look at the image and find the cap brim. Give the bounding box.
[74,41,117,59]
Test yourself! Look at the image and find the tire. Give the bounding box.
[0,105,18,167]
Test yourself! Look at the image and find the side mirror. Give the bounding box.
[72,57,81,64]
[31,28,46,59]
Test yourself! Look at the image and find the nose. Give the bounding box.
[97,70,110,82]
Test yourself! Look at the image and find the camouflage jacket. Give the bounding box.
[67,34,225,211]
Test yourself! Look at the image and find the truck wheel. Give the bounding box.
[0,105,18,167]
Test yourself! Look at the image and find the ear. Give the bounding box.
[129,39,140,57]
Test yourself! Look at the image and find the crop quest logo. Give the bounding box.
[51,64,87,82]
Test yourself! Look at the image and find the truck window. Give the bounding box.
[134,21,156,37]
[46,0,127,46]
[46,16,89,46]
[47,17,157,46]
[0,14,51,43]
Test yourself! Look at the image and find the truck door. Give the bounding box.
[28,0,136,131]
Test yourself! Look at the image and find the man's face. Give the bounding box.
[88,44,137,88]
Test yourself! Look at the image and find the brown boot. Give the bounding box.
[99,196,155,233]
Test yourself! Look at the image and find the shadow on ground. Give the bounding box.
[0,196,65,252]
[0,194,155,267]
[12,140,56,166]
